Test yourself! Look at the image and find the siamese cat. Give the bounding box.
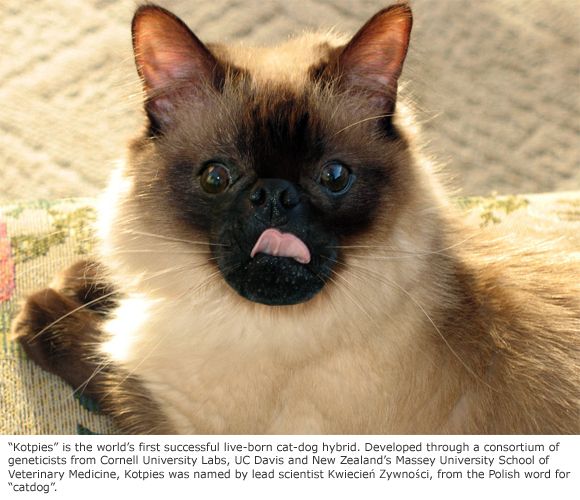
[13,3,579,434]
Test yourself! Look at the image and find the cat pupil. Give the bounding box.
[200,164,230,194]
[320,162,350,193]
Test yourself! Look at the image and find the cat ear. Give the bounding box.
[132,5,223,130]
[338,4,412,110]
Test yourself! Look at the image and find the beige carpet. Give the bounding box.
[1,0,578,203]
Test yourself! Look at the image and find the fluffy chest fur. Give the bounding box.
[98,162,460,433]
[100,288,463,434]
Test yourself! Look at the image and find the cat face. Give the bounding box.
[121,4,414,306]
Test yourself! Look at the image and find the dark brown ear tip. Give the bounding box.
[132,3,183,33]
[376,3,413,24]
[133,4,162,23]
[133,3,172,19]
[383,2,412,15]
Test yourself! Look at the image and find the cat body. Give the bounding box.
[14,4,579,434]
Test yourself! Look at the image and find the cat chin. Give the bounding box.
[222,254,326,306]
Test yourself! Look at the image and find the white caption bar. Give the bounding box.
[2,435,578,499]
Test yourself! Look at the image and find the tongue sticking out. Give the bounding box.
[250,228,311,264]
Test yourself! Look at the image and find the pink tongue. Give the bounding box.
[250,228,311,264]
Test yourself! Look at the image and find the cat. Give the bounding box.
[13,3,579,434]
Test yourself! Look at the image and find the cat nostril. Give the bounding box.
[280,188,299,209]
[250,187,266,206]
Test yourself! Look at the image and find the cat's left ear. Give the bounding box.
[337,4,412,111]
[132,5,224,132]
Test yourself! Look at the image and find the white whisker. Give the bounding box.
[30,290,118,342]
[325,268,373,322]
[332,113,394,137]
[329,233,477,256]
[339,261,495,391]
[98,267,229,403]
[123,229,230,247]
[113,249,215,256]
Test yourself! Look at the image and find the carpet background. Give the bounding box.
[1,0,578,202]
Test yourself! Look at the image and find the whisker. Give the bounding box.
[341,254,432,262]
[321,255,398,337]
[26,258,217,343]
[112,249,216,256]
[72,358,113,397]
[328,233,477,256]
[29,290,119,342]
[122,229,230,247]
[331,113,394,137]
[71,261,226,402]
[339,262,495,391]
[98,267,229,403]
[313,270,343,320]
[325,268,374,322]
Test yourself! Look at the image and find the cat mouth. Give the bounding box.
[250,228,311,264]
[216,227,334,306]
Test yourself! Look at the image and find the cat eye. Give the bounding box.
[319,162,352,194]
[199,163,231,194]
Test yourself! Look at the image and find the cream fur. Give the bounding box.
[211,31,349,89]
[97,107,459,434]
[95,30,579,435]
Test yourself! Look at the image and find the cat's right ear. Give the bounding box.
[334,4,412,113]
[132,5,223,132]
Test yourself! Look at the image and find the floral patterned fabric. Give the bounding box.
[0,199,117,434]
[1,194,579,434]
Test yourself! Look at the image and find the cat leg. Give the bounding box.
[12,260,172,434]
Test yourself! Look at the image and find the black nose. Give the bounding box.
[250,179,300,224]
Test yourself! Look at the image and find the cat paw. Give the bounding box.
[12,287,103,392]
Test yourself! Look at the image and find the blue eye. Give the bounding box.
[319,162,352,193]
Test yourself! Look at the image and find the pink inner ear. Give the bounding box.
[339,5,412,96]
[132,7,217,97]
[140,45,199,91]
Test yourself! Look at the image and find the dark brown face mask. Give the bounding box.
[131,4,412,305]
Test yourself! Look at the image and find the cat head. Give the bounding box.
[104,4,440,312]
